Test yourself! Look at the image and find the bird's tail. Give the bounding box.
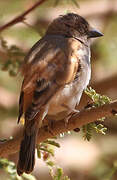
[17,122,38,176]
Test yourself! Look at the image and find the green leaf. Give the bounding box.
[44,140,60,148]
[39,147,55,156]
[94,124,107,135]
[0,37,25,76]
[37,148,41,159]
[82,121,107,141]
[82,123,93,141]
[82,87,110,140]
[85,87,111,107]
[54,167,63,180]
[46,161,55,167]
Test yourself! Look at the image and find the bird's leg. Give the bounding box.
[61,104,80,132]
[61,104,80,127]
[66,111,80,132]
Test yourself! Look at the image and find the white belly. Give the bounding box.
[48,47,91,115]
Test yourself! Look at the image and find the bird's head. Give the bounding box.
[46,13,103,44]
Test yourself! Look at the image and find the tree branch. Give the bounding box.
[0,0,47,32]
[0,100,117,157]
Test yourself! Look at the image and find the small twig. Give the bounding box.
[0,0,47,32]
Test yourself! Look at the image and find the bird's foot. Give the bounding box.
[61,104,80,132]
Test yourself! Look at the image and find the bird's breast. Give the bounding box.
[48,46,91,116]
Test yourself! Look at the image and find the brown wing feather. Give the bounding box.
[18,36,81,123]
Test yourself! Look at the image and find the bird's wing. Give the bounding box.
[18,36,81,123]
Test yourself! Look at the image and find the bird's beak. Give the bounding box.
[88,28,103,38]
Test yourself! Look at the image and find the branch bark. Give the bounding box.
[0,100,117,157]
[0,0,47,32]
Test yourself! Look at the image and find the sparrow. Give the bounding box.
[17,13,103,175]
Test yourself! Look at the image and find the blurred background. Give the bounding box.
[0,0,117,179]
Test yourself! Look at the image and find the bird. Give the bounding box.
[17,13,103,175]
